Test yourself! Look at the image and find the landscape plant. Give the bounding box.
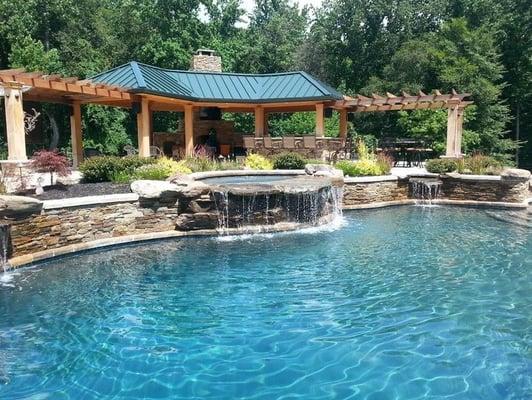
[425,159,458,174]
[244,154,273,170]
[79,156,154,183]
[273,152,307,169]
[132,164,170,181]
[31,150,70,185]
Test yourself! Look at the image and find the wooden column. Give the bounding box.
[3,82,27,160]
[445,104,463,158]
[339,108,348,142]
[454,107,464,157]
[184,104,194,156]
[315,103,325,137]
[254,106,265,137]
[137,97,151,157]
[70,101,83,168]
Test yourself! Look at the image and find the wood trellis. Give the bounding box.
[340,90,472,112]
[0,67,472,163]
[0,68,133,105]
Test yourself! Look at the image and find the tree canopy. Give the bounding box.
[0,0,530,167]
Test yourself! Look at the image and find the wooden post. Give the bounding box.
[339,108,348,142]
[445,104,463,158]
[184,104,194,156]
[137,97,151,157]
[454,107,464,157]
[3,82,27,160]
[254,106,265,137]
[70,101,83,168]
[315,103,325,137]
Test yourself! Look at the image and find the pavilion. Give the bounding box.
[0,49,471,167]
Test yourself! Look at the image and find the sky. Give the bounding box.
[238,0,323,25]
[199,0,324,26]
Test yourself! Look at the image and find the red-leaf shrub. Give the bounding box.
[31,150,70,185]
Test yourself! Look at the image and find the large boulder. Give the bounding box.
[177,181,211,199]
[130,180,181,207]
[175,212,218,231]
[166,173,195,186]
[305,163,344,179]
[130,180,179,199]
[501,168,531,181]
[0,195,43,218]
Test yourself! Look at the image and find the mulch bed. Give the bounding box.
[19,182,132,201]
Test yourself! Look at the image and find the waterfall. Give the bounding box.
[409,178,442,206]
[211,179,343,234]
[0,223,12,272]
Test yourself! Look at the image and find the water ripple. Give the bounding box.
[0,206,530,399]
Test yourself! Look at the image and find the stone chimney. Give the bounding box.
[190,49,222,72]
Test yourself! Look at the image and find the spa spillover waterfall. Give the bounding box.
[0,223,12,272]
[409,178,442,205]
[212,182,343,233]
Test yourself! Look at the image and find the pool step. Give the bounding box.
[486,209,532,228]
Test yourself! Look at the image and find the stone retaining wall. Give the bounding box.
[343,177,409,206]
[343,169,530,207]
[8,202,178,257]
[440,174,530,203]
[1,168,530,264]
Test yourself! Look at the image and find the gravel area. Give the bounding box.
[20,182,132,200]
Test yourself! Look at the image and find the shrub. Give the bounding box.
[79,156,154,182]
[425,158,458,174]
[335,159,385,177]
[132,164,169,180]
[31,150,70,185]
[375,153,393,175]
[273,152,307,170]
[182,155,219,173]
[459,154,502,175]
[244,153,273,170]
[110,170,133,183]
[157,157,192,175]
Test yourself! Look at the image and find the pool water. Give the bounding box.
[0,207,530,399]
[201,174,295,185]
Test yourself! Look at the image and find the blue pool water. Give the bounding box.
[0,206,530,399]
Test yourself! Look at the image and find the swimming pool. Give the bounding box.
[0,206,530,399]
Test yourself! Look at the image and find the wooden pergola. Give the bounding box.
[0,67,472,166]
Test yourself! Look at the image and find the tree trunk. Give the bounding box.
[46,111,60,150]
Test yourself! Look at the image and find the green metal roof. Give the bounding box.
[91,62,344,103]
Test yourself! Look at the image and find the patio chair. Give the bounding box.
[83,148,102,158]
[150,145,164,158]
[123,145,138,156]
[243,136,255,151]
[282,136,295,150]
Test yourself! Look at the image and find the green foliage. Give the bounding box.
[375,153,393,175]
[426,154,504,175]
[0,0,529,168]
[156,157,192,175]
[425,158,459,174]
[244,153,273,170]
[335,159,388,177]
[273,152,307,169]
[457,154,503,175]
[79,155,153,183]
[182,155,219,173]
[132,164,169,181]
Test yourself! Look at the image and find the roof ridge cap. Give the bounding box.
[130,61,146,88]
